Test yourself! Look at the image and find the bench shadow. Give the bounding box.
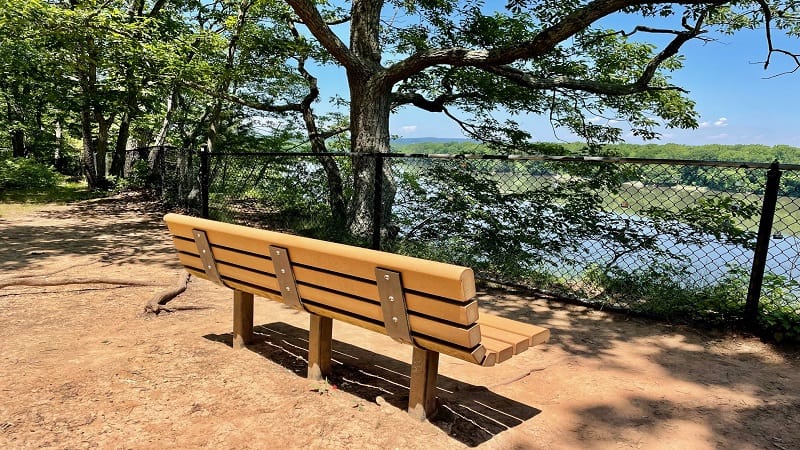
[204,322,541,447]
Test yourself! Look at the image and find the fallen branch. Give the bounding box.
[144,272,191,315]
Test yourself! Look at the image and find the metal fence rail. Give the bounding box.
[145,147,800,335]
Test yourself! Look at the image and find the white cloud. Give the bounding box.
[588,116,602,123]
[699,121,711,128]
[707,133,729,140]
[714,117,729,127]
[398,125,418,134]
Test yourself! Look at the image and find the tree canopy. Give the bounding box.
[1,0,798,234]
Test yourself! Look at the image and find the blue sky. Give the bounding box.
[309,10,800,147]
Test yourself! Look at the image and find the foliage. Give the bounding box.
[757,273,800,343]
[585,262,800,343]
[0,157,61,190]
[112,159,151,192]
[583,261,732,322]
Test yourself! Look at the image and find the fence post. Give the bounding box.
[745,161,782,326]
[372,153,384,250]
[199,145,210,219]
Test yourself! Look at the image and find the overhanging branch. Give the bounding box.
[483,11,709,97]
[183,81,302,113]
[383,0,728,85]
[286,0,363,73]
[390,92,483,111]
[755,0,800,75]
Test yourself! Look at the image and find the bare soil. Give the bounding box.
[1,195,798,449]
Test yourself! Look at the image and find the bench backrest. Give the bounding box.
[164,213,490,365]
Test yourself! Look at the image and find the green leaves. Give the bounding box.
[0,157,61,190]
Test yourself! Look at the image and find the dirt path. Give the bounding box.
[1,195,798,449]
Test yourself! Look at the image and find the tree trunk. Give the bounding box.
[79,107,98,189]
[11,128,25,158]
[6,98,25,157]
[300,95,347,229]
[54,120,63,171]
[347,79,392,237]
[149,84,180,168]
[95,112,112,183]
[342,0,397,238]
[111,112,131,177]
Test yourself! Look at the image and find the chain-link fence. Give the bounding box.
[390,156,799,329]
[147,148,800,339]
[123,146,201,213]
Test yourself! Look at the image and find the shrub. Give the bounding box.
[0,157,62,190]
[757,273,800,343]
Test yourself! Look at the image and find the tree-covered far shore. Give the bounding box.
[392,141,800,165]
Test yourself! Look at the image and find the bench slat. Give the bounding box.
[166,214,475,302]
[181,264,481,348]
[184,269,488,365]
[305,300,487,365]
[173,240,479,325]
[167,214,550,421]
[479,336,514,363]
[478,323,530,354]
[178,253,481,348]
[478,313,551,347]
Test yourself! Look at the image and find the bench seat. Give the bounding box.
[164,213,549,419]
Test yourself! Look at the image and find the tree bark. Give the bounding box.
[79,106,98,189]
[149,84,180,169]
[11,128,25,158]
[110,111,131,177]
[94,110,112,183]
[346,79,392,236]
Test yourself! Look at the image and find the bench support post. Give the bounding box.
[307,314,333,381]
[408,347,439,421]
[232,290,254,349]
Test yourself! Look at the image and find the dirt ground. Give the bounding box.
[1,195,798,449]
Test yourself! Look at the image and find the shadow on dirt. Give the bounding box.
[204,322,541,447]
[476,285,800,448]
[0,194,178,271]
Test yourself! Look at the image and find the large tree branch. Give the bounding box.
[183,80,302,113]
[483,13,708,97]
[390,92,483,112]
[285,0,363,73]
[149,0,168,17]
[485,66,689,95]
[383,0,727,85]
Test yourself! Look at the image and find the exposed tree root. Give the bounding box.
[144,272,191,315]
[0,278,163,289]
[8,262,103,280]
[486,357,569,389]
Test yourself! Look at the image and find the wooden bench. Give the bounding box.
[164,213,549,420]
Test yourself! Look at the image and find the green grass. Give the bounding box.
[0,182,105,218]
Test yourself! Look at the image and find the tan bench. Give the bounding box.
[164,213,549,420]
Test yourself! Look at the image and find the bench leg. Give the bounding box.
[408,347,439,421]
[232,290,254,349]
[307,314,333,381]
